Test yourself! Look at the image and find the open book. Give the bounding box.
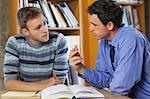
[1,91,40,99]
[41,84,104,99]
[1,84,104,99]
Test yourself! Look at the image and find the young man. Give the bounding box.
[69,0,150,98]
[3,7,68,91]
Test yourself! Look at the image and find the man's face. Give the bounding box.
[88,14,110,40]
[25,14,49,44]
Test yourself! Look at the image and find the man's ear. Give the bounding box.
[106,21,114,31]
[20,28,29,36]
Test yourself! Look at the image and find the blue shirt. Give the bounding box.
[79,26,150,98]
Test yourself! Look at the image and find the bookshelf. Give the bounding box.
[8,0,83,34]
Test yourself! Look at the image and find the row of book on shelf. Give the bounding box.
[122,5,140,29]
[19,0,141,30]
[19,0,79,28]
[113,0,143,3]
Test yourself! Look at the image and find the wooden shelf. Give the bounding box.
[48,27,80,31]
[117,2,143,6]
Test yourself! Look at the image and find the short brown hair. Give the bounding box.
[17,7,43,29]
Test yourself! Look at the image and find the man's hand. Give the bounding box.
[36,72,61,88]
[48,72,61,86]
[69,45,85,74]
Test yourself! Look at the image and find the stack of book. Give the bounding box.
[19,0,79,28]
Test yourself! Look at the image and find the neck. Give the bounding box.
[26,37,41,46]
[108,27,118,41]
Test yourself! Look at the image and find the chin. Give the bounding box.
[42,35,49,42]
[41,38,49,42]
[94,35,101,40]
[44,38,49,42]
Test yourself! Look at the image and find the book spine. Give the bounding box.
[64,3,78,26]
[50,2,63,27]
[47,2,59,27]
[58,4,73,27]
[41,1,56,27]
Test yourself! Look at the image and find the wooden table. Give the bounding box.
[0,79,130,99]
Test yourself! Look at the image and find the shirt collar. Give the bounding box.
[107,25,124,47]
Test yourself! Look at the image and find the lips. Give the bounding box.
[42,34,47,37]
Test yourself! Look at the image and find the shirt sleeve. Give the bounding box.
[3,36,20,81]
[109,35,145,95]
[54,33,69,80]
[79,40,113,88]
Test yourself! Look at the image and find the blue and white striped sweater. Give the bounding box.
[4,32,68,82]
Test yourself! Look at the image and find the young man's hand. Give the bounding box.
[69,45,85,74]
[43,72,61,88]
[50,72,61,85]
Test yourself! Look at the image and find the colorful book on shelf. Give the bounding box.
[132,8,140,29]
[122,6,134,27]
[57,4,73,27]
[40,0,56,27]
[55,6,68,28]
[48,2,64,27]
[56,4,69,27]
[20,1,79,28]
[123,8,131,26]
[58,3,78,27]
[47,2,59,27]
[63,3,78,27]
[19,0,29,8]
[64,2,79,27]
[19,0,24,8]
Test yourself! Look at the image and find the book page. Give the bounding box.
[1,91,40,98]
[41,84,72,99]
[69,85,104,98]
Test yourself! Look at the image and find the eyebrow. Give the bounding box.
[91,22,98,26]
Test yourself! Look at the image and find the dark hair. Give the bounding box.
[17,7,43,29]
[88,0,123,28]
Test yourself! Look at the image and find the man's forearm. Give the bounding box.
[33,79,50,84]
[5,80,49,91]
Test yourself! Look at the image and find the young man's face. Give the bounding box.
[24,14,49,44]
[88,14,110,40]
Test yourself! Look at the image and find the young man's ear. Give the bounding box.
[106,21,114,31]
[20,28,29,36]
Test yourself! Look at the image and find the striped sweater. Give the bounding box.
[3,32,68,82]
